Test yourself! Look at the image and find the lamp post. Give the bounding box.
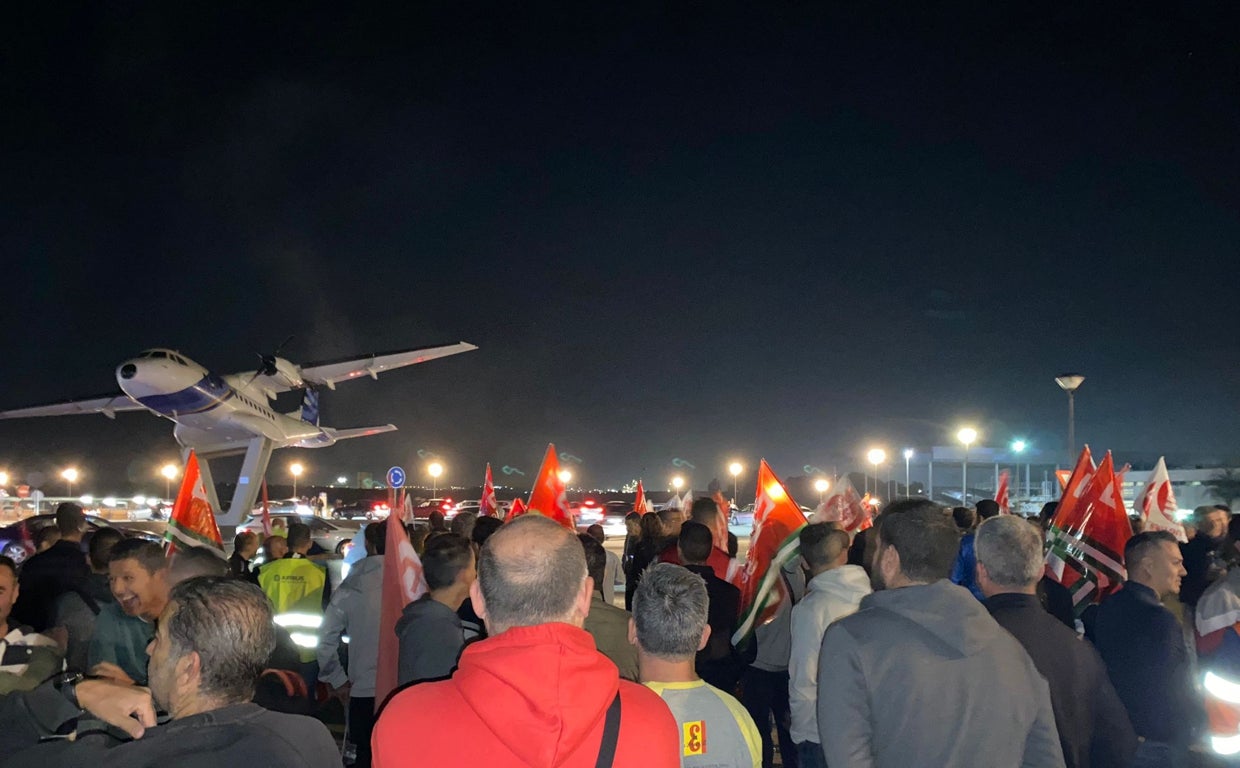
[61,468,79,498]
[903,448,913,497]
[1010,439,1027,501]
[290,463,304,498]
[428,462,444,497]
[671,476,684,493]
[160,463,178,500]
[814,478,830,505]
[558,469,573,485]
[1055,374,1085,460]
[728,462,743,502]
[957,428,977,505]
[866,448,886,500]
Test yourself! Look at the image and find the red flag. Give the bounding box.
[259,478,273,536]
[1055,446,1096,525]
[634,480,649,515]
[164,451,223,554]
[817,474,871,533]
[480,463,498,517]
[732,460,808,646]
[996,470,1010,514]
[375,494,428,711]
[504,496,527,521]
[1045,451,1133,613]
[1135,456,1186,542]
[525,444,574,529]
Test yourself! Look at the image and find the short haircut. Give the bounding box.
[951,506,976,531]
[34,526,61,549]
[472,516,503,546]
[625,511,642,524]
[428,510,446,530]
[0,555,16,580]
[586,524,605,543]
[633,563,708,660]
[678,521,713,564]
[800,523,850,569]
[285,523,312,551]
[876,499,959,583]
[169,546,229,584]
[477,515,586,629]
[364,520,387,555]
[165,576,276,703]
[109,538,168,574]
[975,516,1044,588]
[975,499,1000,520]
[689,497,719,525]
[579,534,607,594]
[422,534,474,591]
[233,531,258,553]
[450,511,478,539]
[1125,531,1178,571]
[88,528,125,571]
[55,502,86,536]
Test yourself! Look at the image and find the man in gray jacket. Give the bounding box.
[319,520,386,768]
[395,533,475,686]
[817,499,1064,768]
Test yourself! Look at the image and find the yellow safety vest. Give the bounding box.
[259,556,327,662]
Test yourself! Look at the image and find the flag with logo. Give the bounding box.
[164,451,223,554]
[1135,456,1186,542]
[480,463,498,517]
[1045,450,1132,613]
[732,460,808,646]
[523,444,573,529]
[504,496,527,522]
[996,470,1010,514]
[375,491,428,711]
[817,474,871,532]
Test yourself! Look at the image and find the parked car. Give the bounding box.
[251,499,314,517]
[410,498,456,520]
[452,500,482,516]
[237,513,357,555]
[570,499,605,527]
[730,504,756,527]
[0,514,162,565]
[331,499,390,520]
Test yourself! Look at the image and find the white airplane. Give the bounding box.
[0,341,477,524]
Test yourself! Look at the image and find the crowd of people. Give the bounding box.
[0,494,1234,767]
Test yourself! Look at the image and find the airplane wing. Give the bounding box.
[0,393,146,420]
[325,424,398,441]
[295,341,478,391]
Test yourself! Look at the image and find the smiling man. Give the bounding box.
[89,539,169,685]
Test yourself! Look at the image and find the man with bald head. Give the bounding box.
[373,515,679,768]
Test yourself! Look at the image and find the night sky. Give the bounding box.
[2,3,1238,495]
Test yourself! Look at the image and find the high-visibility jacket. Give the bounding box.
[260,555,327,662]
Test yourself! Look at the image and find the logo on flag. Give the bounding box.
[164,451,223,554]
[817,474,871,533]
[1134,456,1186,542]
[480,463,498,517]
[525,444,574,529]
[375,490,429,711]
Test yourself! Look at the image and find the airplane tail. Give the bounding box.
[298,388,319,426]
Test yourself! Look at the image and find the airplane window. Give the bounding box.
[151,351,167,359]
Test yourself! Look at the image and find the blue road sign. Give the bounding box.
[387,466,406,488]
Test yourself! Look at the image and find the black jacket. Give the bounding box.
[986,592,1135,768]
[12,540,91,632]
[684,563,742,692]
[1180,533,1226,607]
[1093,582,1204,744]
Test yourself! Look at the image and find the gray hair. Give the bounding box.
[975,516,1044,588]
[632,563,708,660]
[169,546,229,585]
[478,515,586,631]
[166,576,276,703]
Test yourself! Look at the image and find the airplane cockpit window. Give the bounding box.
[171,354,186,365]
[150,351,168,359]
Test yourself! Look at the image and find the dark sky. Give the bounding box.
[2,2,1238,495]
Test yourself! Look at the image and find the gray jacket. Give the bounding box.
[318,555,383,697]
[395,594,464,686]
[817,579,1064,768]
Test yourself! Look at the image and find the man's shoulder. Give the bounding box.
[619,679,681,721]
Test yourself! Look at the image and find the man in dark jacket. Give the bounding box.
[1095,531,1203,767]
[396,533,474,685]
[51,527,124,672]
[13,503,92,631]
[976,516,1135,768]
[1181,505,1231,608]
[2,575,339,767]
[679,521,742,693]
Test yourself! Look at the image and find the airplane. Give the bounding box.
[0,341,477,524]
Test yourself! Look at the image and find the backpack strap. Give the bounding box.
[594,691,622,768]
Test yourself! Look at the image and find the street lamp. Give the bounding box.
[728,462,743,501]
[428,462,444,497]
[558,469,573,485]
[290,462,304,498]
[671,476,684,500]
[160,463,179,500]
[957,428,977,505]
[1011,439,1028,502]
[866,448,886,497]
[336,476,348,485]
[903,448,914,497]
[61,468,79,497]
[1055,374,1085,459]
[813,478,830,504]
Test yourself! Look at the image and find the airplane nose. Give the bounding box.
[119,363,137,380]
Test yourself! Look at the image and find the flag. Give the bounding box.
[375,491,428,711]
[682,490,694,510]
[526,444,574,529]
[259,478,273,536]
[634,480,649,515]
[1055,446,1096,526]
[1045,451,1133,613]
[732,460,808,646]
[480,463,498,517]
[1135,456,1186,542]
[996,470,1010,514]
[817,474,871,533]
[164,451,223,555]
[504,496,528,521]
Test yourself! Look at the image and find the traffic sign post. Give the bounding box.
[387,466,405,488]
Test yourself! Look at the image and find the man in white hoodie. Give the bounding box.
[788,523,872,768]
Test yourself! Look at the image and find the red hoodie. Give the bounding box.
[372,623,679,768]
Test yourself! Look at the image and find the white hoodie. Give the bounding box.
[788,564,872,744]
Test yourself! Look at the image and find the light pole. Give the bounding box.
[902,449,913,497]
[671,476,684,493]
[957,428,977,505]
[290,462,304,498]
[161,463,178,500]
[814,478,830,505]
[428,462,444,497]
[1010,440,1027,502]
[61,468,79,498]
[558,469,573,486]
[866,448,886,500]
[728,462,743,502]
[1055,374,1085,460]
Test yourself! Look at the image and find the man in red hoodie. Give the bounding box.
[372,514,679,768]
